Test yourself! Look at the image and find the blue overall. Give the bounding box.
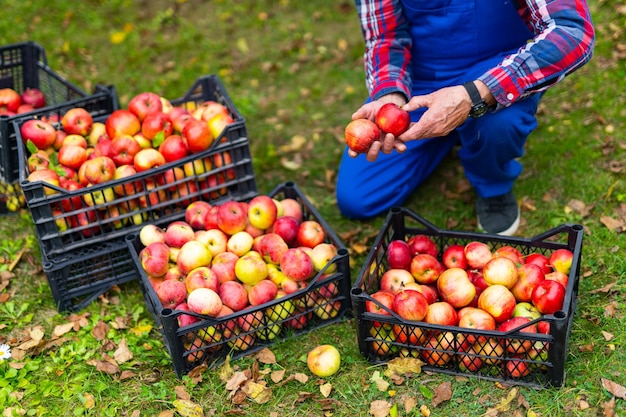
[336,0,542,219]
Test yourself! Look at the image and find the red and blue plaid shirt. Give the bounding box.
[355,0,595,107]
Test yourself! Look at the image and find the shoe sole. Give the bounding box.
[477,208,520,236]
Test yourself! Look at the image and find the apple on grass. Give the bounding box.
[344,118,380,154]
[375,103,410,136]
[307,344,341,377]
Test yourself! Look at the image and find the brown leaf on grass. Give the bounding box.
[566,199,593,217]
[172,399,204,417]
[270,369,286,383]
[253,347,276,364]
[226,371,249,392]
[431,382,452,407]
[590,282,616,294]
[67,312,90,330]
[294,372,309,383]
[371,371,390,392]
[520,196,537,212]
[295,391,316,403]
[402,395,417,414]
[604,301,618,318]
[174,385,191,401]
[602,378,626,399]
[369,400,392,417]
[579,342,595,352]
[386,357,425,375]
[603,396,616,417]
[242,381,272,404]
[52,322,75,338]
[87,358,119,375]
[92,320,109,340]
[113,338,133,363]
[319,382,333,398]
[120,370,136,380]
[600,216,624,232]
[494,388,518,412]
[603,331,615,341]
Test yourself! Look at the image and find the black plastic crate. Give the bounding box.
[0,41,91,183]
[0,179,26,215]
[126,181,352,377]
[16,75,257,260]
[42,237,138,313]
[350,207,583,388]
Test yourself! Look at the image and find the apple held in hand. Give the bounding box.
[307,344,341,377]
[344,118,380,154]
[375,103,410,136]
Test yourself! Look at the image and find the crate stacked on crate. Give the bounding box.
[126,181,352,377]
[351,207,583,388]
[16,75,258,312]
[0,41,91,184]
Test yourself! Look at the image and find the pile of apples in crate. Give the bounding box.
[137,194,341,348]
[21,91,233,200]
[0,87,47,115]
[368,235,573,377]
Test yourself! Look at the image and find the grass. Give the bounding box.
[1,0,626,416]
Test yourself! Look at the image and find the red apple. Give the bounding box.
[165,220,195,248]
[248,195,278,230]
[80,156,116,184]
[279,247,314,282]
[523,252,551,274]
[271,215,300,247]
[279,198,303,223]
[392,289,428,321]
[105,109,141,139]
[174,302,201,328]
[187,287,223,317]
[496,316,537,354]
[156,279,187,309]
[158,134,189,162]
[442,244,468,270]
[344,118,380,154]
[477,284,516,323]
[128,91,163,121]
[27,168,60,194]
[421,332,456,366]
[185,266,219,294]
[140,241,171,277]
[482,257,519,289]
[548,248,574,275]
[494,245,523,265]
[307,344,341,377]
[386,239,412,270]
[296,220,325,248]
[112,164,142,196]
[258,233,289,265]
[0,88,21,112]
[505,357,530,378]
[111,135,141,166]
[57,144,87,171]
[184,200,211,229]
[375,103,410,136]
[134,148,166,172]
[545,270,568,289]
[365,290,395,324]
[141,111,173,140]
[247,279,279,306]
[20,88,46,108]
[61,107,93,136]
[211,251,239,284]
[531,280,566,314]
[218,280,249,312]
[407,234,438,258]
[464,241,493,270]
[410,253,445,285]
[437,267,475,309]
[424,301,458,326]
[20,119,57,150]
[457,306,496,344]
[182,117,212,153]
[380,268,415,294]
[511,263,545,302]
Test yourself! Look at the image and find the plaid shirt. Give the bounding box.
[355,0,595,107]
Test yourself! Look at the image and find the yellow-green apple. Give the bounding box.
[27,149,51,172]
[218,280,249,311]
[279,247,315,282]
[313,299,341,320]
[437,267,475,309]
[247,195,278,230]
[310,242,338,273]
[482,257,519,289]
[88,121,107,147]
[392,289,428,321]
[134,148,166,172]
[176,240,212,275]
[187,287,223,316]
[158,134,188,162]
[545,270,568,289]
[57,144,87,171]
[421,332,456,366]
[410,253,445,285]
[272,198,284,218]
[266,295,296,322]
[128,92,162,122]
[512,301,542,320]
[269,215,299,247]
[296,220,325,248]
[344,118,380,154]
[266,263,288,288]
[226,230,254,257]
[497,316,537,354]
[164,220,195,248]
[20,88,45,108]
[62,134,88,148]
[531,279,566,314]
[511,263,545,302]
[106,109,141,139]
[380,268,414,294]
[494,245,523,265]
[365,290,395,326]
[182,117,212,153]
[257,233,289,265]
[407,234,438,258]
[255,322,283,341]
[61,107,93,136]
[183,156,212,177]
[248,279,278,306]
[227,329,256,351]
[174,302,201,328]
[111,134,141,166]
[211,251,239,283]
[370,325,395,356]
[140,241,171,277]
[195,100,230,122]
[164,264,185,282]
[307,344,341,377]
[477,284,516,323]
[217,200,247,235]
[457,306,496,345]
[113,164,142,196]
[141,111,173,140]
[424,301,459,326]
[386,239,412,270]
[279,198,303,223]
[235,251,269,285]
[195,228,228,257]
[102,202,129,229]
[523,252,551,274]
[207,112,234,141]
[185,266,219,294]
[81,155,116,184]
[549,248,574,275]
[464,240,493,270]
[133,133,151,149]
[442,244,468,270]
[156,279,187,309]
[20,119,57,150]
[375,103,410,136]
[83,186,115,207]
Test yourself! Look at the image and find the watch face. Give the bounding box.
[470,103,489,118]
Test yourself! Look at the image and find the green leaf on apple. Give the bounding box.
[26,140,38,155]
[152,130,165,148]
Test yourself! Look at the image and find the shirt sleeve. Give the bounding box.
[478,0,596,108]
[355,0,413,101]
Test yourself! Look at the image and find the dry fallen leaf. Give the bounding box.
[253,347,276,364]
[52,322,75,338]
[172,399,204,417]
[243,381,272,404]
[495,388,518,412]
[113,338,133,363]
[431,382,452,407]
[370,400,392,417]
[270,369,286,383]
[174,385,191,401]
[320,382,333,398]
[602,378,626,399]
[386,357,425,375]
[370,371,390,392]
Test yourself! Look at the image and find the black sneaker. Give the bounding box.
[476,190,520,236]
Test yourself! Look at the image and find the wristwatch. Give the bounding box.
[462,81,489,118]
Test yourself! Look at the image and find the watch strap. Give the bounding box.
[462,81,483,107]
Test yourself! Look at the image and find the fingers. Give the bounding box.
[381,133,396,154]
